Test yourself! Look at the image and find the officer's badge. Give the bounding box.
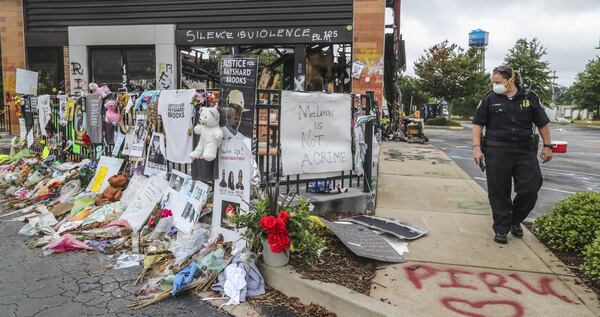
[522,99,531,108]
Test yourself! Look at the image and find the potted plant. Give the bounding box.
[230,185,326,267]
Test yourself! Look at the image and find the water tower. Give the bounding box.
[469,29,489,70]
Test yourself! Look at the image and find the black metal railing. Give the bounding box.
[0,104,11,134]
[23,89,376,194]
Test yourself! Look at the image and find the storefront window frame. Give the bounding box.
[88,45,156,92]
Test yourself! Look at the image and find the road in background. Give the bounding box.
[424,124,600,218]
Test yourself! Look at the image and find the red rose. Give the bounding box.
[148,216,156,227]
[279,211,290,223]
[268,232,290,253]
[260,216,277,232]
[160,209,172,218]
[82,135,91,146]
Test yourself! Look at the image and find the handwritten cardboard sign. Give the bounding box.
[280,91,352,175]
[120,175,169,232]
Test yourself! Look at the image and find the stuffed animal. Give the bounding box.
[88,83,111,98]
[104,100,121,125]
[95,174,127,206]
[190,107,223,161]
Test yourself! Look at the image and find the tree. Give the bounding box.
[571,56,600,118]
[414,40,488,116]
[504,38,552,105]
[397,75,431,109]
[554,84,573,105]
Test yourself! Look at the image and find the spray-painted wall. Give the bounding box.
[68,25,177,94]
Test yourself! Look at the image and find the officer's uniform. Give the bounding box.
[472,88,550,234]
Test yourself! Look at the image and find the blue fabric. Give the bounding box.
[134,91,160,111]
[171,262,198,296]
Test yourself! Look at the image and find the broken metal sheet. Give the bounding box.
[321,218,405,263]
[347,215,427,240]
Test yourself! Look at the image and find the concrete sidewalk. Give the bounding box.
[372,142,600,317]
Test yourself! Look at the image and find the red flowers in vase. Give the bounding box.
[259,211,290,253]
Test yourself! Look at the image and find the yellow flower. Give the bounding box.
[308,215,326,228]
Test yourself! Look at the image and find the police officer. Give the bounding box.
[472,65,553,244]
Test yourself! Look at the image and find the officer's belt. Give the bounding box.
[486,139,530,148]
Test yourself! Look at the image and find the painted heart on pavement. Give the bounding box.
[441,297,525,317]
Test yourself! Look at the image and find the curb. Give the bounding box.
[424,125,465,130]
[259,263,417,317]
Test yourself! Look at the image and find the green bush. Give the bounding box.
[425,117,461,126]
[582,235,600,281]
[535,192,600,253]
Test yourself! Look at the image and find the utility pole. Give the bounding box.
[551,70,557,106]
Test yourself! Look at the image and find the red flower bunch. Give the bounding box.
[160,209,172,218]
[82,135,91,146]
[260,211,290,253]
[148,216,156,227]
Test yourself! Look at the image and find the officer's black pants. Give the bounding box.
[484,146,543,234]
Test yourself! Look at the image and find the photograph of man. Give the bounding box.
[160,192,171,210]
[221,90,245,136]
[75,107,85,135]
[181,202,195,222]
[147,135,165,165]
[180,178,194,201]
[169,174,184,191]
[236,170,244,190]
[227,171,235,191]
[219,169,227,188]
[134,118,146,143]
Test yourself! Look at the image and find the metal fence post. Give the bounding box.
[363,91,374,193]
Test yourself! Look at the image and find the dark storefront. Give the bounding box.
[22,0,354,93]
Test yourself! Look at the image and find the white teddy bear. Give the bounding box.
[190,107,223,161]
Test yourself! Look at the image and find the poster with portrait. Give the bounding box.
[58,95,68,126]
[163,172,208,234]
[144,133,167,177]
[85,94,104,144]
[173,198,203,234]
[169,170,191,192]
[219,55,258,148]
[212,137,252,243]
[191,181,210,206]
[129,114,147,157]
[72,97,87,154]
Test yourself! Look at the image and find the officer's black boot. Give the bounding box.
[494,233,508,244]
[510,224,524,237]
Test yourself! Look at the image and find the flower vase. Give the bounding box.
[261,239,290,267]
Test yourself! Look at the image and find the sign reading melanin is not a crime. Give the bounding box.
[280,91,353,176]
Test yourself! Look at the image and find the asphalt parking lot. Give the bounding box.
[425,123,600,218]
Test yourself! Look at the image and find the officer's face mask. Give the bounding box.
[492,76,513,95]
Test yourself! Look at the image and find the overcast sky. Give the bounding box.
[387,0,600,86]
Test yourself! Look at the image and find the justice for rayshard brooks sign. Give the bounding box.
[280,91,352,176]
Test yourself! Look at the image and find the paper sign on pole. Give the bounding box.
[280,91,353,175]
[15,69,38,95]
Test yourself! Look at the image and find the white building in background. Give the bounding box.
[545,105,591,122]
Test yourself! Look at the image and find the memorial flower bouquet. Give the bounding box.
[230,184,327,265]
